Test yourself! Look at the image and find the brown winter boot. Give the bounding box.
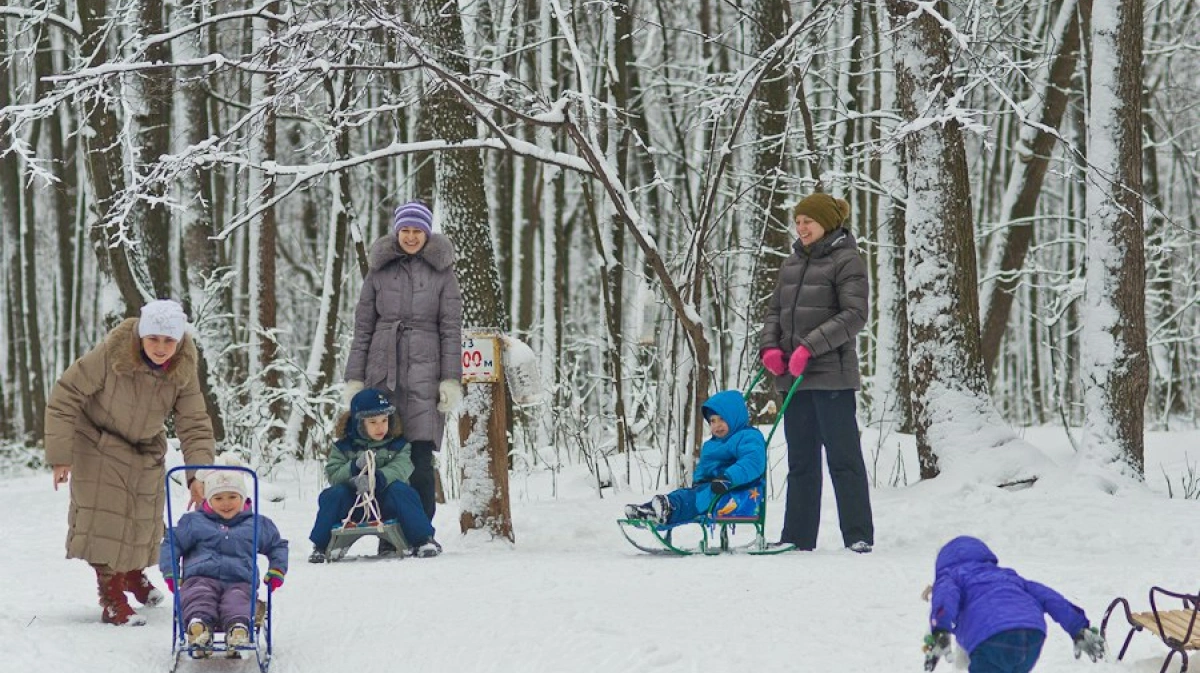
[123,569,164,607]
[94,565,146,627]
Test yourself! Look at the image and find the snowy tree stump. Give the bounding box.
[458,330,515,542]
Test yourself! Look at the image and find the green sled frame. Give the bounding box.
[617,482,795,556]
[617,367,802,556]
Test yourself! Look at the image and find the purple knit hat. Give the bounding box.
[392,201,434,235]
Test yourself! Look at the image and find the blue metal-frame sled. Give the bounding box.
[165,464,274,673]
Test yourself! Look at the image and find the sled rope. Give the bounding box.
[342,450,383,526]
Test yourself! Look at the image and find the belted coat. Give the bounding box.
[44,318,215,571]
[344,233,463,448]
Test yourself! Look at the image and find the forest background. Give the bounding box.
[0,0,1190,503]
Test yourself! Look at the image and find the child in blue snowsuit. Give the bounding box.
[624,389,766,525]
[924,536,1105,672]
[159,465,288,649]
[308,388,440,561]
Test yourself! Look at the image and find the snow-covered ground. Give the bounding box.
[3,425,1199,673]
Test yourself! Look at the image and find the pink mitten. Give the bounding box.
[164,577,176,593]
[788,346,812,377]
[761,348,786,376]
[264,569,285,592]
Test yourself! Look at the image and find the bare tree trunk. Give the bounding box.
[248,2,285,448]
[979,0,1085,374]
[39,24,80,371]
[76,0,146,314]
[417,0,512,540]
[177,0,228,442]
[1,19,34,439]
[135,0,174,299]
[886,0,995,479]
[746,0,792,421]
[1081,0,1148,476]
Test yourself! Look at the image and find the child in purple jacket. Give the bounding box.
[924,536,1105,672]
[160,464,288,651]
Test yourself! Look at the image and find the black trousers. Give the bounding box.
[779,389,874,549]
[409,440,437,520]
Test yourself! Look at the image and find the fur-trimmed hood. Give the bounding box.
[367,232,456,273]
[108,317,200,387]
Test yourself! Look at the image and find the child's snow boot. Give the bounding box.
[624,503,655,520]
[414,538,443,558]
[123,568,165,606]
[308,545,327,563]
[186,618,213,647]
[377,539,400,558]
[95,566,146,626]
[651,495,673,526]
[225,621,251,648]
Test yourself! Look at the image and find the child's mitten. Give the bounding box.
[1073,626,1105,662]
[710,476,731,495]
[351,473,371,493]
[923,630,952,671]
[264,568,285,592]
[164,577,176,593]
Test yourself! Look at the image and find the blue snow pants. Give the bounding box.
[968,629,1045,673]
[664,484,715,525]
[308,480,434,549]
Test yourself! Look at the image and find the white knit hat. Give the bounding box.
[198,455,249,503]
[138,299,189,340]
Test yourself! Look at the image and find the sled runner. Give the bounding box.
[323,450,409,562]
[165,464,274,673]
[1102,585,1200,673]
[618,479,793,555]
[618,369,800,556]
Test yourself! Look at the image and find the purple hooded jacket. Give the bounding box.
[930,536,1088,653]
[159,508,289,585]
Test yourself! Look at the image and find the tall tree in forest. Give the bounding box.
[133,0,174,299]
[0,16,29,437]
[176,0,228,441]
[75,0,147,313]
[414,0,513,541]
[885,0,1043,481]
[1080,0,1148,475]
[247,2,285,448]
[746,0,793,417]
[978,0,1086,375]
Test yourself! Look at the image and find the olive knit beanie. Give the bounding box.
[792,193,850,232]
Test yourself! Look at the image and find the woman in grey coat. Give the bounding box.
[344,200,464,522]
[760,192,874,553]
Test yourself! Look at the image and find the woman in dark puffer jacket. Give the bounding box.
[760,192,873,553]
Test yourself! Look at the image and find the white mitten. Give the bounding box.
[342,380,364,406]
[437,379,463,413]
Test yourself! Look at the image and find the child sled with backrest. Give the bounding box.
[617,372,801,556]
[307,388,441,563]
[162,462,286,672]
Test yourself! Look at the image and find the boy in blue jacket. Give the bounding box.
[624,390,765,525]
[307,388,440,561]
[924,536,1105,672]
[159,463,288,651]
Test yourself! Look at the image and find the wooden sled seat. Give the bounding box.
[1103,586,1200,673]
